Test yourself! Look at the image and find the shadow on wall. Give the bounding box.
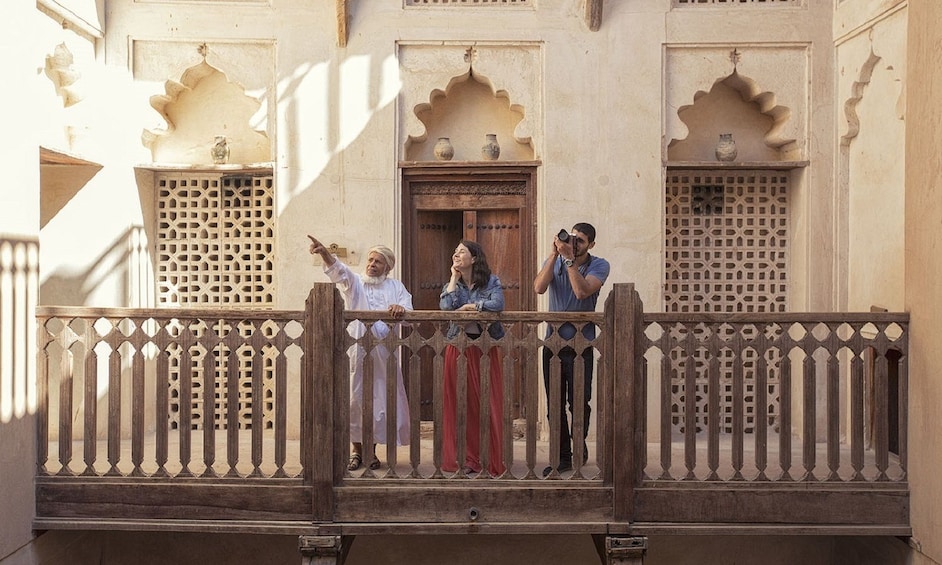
[0,236,39,560]
[40,225,148,307]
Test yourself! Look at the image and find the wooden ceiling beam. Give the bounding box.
[336,0,348,48]
[586,0,603,31]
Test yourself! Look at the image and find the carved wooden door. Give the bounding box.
[402,165,536,420]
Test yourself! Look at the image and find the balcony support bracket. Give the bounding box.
[593,535,648,565]
[299,535,354,565]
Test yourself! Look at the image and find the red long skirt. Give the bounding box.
[442,344,505,476]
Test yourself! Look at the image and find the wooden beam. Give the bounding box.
[586,0,603,32]
[336,0,347,47]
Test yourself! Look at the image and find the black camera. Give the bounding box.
[557,229,571,243]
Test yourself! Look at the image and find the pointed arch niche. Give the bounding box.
[667,70,799,164]
[407,73,534,162]
[664,46,808,167]
[398,43,541,163]
[142,59,271,165]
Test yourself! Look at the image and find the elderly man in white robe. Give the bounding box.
[308,235,412,471]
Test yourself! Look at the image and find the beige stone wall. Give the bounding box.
[905,0,942,562]
[29,0,840,314]
[835,0,908,313]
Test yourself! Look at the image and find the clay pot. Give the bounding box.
[481,133,500,161]
[433,137,455,161]
[715,133,737,162]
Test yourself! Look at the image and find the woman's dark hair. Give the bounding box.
[459,240,492,289]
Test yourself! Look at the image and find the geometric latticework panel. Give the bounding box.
[166,319,281,431]
[664,170,789,433]
[665,324,782,434]
[156,172,275,307]
[665,170,788,314]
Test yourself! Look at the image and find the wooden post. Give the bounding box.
[585,0,603,31]
[299,535,353,565]
[610,283,641,521]
[307,284,343,521]
[336,0,347,47]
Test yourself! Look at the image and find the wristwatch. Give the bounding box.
[563,257,574,268]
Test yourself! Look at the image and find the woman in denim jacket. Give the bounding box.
[439,240,505,476]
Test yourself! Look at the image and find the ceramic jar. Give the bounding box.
[481,133,500,161]
[715,133,737,162]
[433,137,455,161]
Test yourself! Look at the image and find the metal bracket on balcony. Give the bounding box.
[594,535,647,565]
[299,535,354,565]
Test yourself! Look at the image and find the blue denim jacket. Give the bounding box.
[440,274,505,340]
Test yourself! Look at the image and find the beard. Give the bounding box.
[362,273,388,286]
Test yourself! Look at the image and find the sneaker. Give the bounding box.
[541,460,573,477]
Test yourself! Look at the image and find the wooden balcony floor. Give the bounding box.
[43,430,902,483]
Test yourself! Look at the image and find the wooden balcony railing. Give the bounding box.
[34,283,910,537]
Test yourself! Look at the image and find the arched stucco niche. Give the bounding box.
[407,72,533,162]
[141,53,271,165]
[398,43,541,162]
[664,46,807,161]
[667,70,796,162]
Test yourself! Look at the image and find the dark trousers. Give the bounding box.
[542,346,594,463]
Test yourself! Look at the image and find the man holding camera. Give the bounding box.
[533,223,610,477]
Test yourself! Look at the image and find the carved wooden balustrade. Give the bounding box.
[34,283,909,537]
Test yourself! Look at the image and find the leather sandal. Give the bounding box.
[347,453,362,471]
[368,457,381,470]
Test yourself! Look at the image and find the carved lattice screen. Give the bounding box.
[155,171,275,429]
[664,169,789,433]
[155,172,274,307]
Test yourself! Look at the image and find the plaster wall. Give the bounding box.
[80,0,839,314]
[904,0,942,562]
[0,0,42,560]
[33,14,153,310]
[835,4,907,313]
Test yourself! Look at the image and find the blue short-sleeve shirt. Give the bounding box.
[544,254,610,340]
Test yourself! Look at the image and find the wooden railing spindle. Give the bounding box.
[82,342,97,476]
[682,327,697,480]
[250,325,265,477]
[778,346,793,481]
[706,349,720,481]
[801,344,816,480]
[731,329,745,481]
[755,334,769,481]
[131,325,146,477]
[225,322,241,477]
[154,322,170,478]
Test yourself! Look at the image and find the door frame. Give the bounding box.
[400,162,538,312]
[400,162,539,420]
